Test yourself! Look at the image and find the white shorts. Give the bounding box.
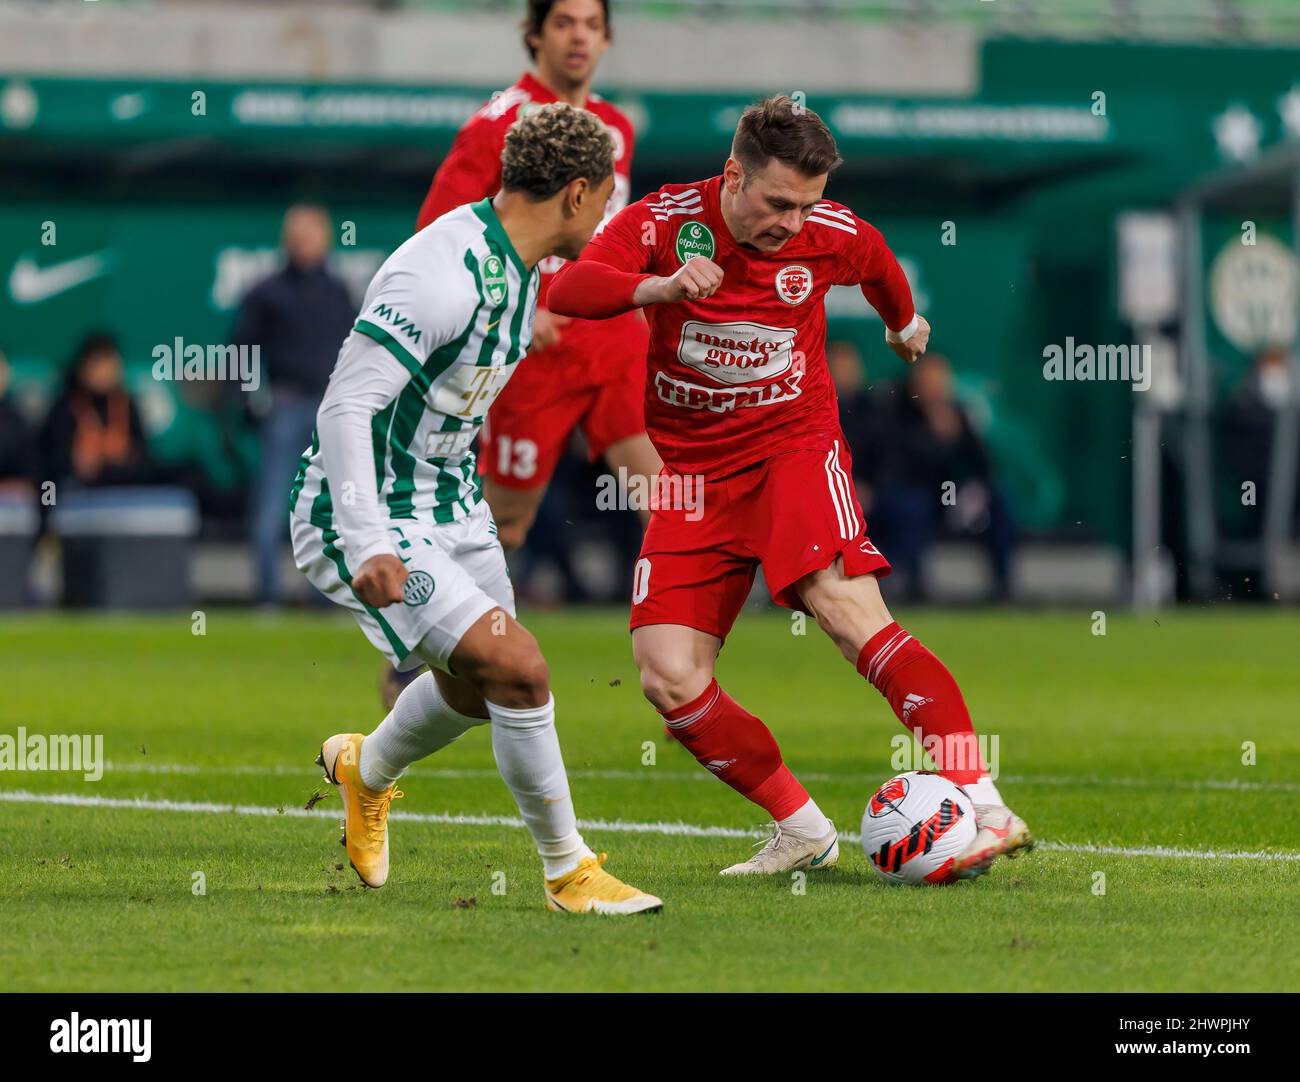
[290,501,515,674]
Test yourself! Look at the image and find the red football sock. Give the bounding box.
[857,622,986,785]
[660,679,809,820]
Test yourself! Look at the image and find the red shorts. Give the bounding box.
[479,313,649,491]
[629,440,892,641]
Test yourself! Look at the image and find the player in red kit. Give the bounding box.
[381,0,660,709]
[549,97,1033,880]
[415,0,656,546]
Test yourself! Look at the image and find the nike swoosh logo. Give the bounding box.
[9,252,112,305]
[486,319,501,331]
[809,838,837,866]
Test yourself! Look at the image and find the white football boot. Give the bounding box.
[951,804,1034,880]
[720,821,840,876]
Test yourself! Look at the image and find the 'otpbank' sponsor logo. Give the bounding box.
[675,221,715,263]
[50,1013,151,1062]
[676,320,796,385]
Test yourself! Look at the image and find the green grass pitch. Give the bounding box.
[1,608,1297,992]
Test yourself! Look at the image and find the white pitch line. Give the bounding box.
[999,774,1300,796]
[97,760,1300,795]
[0,788,758,839]
[1036,840,1300,862]
[3,789,1299,862]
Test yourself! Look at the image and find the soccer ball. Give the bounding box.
[860,771,976,885]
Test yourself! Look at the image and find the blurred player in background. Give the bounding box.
[416,0,655,537]
[550,97,1033,882]
[380,0,658,708]
[295,104,661,915]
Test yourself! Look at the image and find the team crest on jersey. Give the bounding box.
[676,221,716,264]
[402,571,435,607]
[775,264,813,305]
[481,254,507,305]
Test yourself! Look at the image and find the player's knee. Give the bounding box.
[496,519,529,553]
[805,578,893,660]
[637,654,710,713]
[478,638,550,708]
[806,579,871,641]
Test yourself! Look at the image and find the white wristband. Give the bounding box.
[885,313,920,344]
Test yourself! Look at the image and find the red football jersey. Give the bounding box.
[416,71,636,312]
[569,175,916,480]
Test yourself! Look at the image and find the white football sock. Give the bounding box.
[778,797,834,840]
[486,694,593,879]
[359,671,488,791]
[963,774,1004,806]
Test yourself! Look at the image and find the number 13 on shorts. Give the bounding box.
[493,435,539,481]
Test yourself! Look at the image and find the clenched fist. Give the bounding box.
[633,256,725,306]
[887,314,931,365]
[352,554,408,608]
[528,307,571,352]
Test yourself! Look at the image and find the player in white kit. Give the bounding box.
[291,103,661,914]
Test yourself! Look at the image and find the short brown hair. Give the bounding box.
[500,101,614,199]
[523,0,611,60]
[731,95,843,181]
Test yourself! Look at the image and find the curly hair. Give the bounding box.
[500,102,614,199]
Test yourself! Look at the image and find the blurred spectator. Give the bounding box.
[39,333,154,491]
[232,204,354,605]
[871,353,1016,601]
[0,349,37,496]
[829,338,893,515]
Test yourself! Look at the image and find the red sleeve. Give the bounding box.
[416,115,503,231]
[844,218,915,335]
[548,262,651,319]
[548,200,658,318]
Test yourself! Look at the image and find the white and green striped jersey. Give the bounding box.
[289,199,539,546]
